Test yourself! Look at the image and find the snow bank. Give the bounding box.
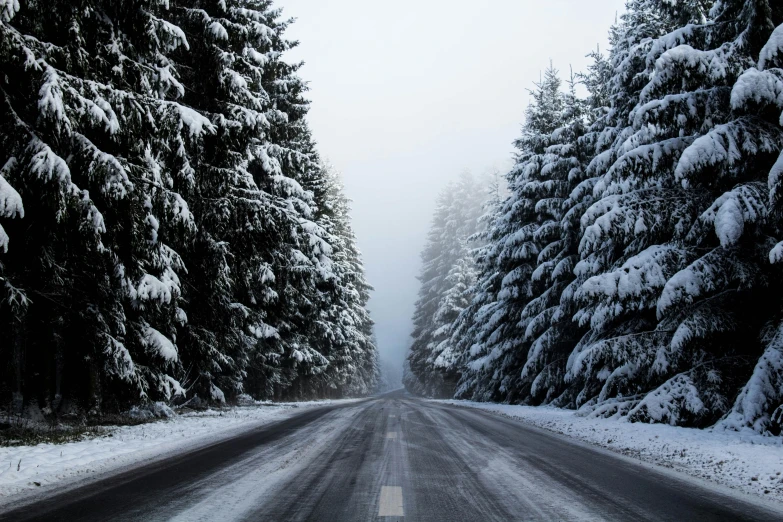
[439,400,783,502]
[0,399,360,504]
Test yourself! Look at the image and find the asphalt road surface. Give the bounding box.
[2,390,782,521]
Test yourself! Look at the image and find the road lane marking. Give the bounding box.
[378,486,404,517]
[385,432,398,440]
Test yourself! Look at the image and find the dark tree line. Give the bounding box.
[0,0,378,418]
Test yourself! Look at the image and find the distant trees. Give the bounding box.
[407,0,783,435]
[378,355,404,393]
[404,173,487,398]
[0,0,377,417]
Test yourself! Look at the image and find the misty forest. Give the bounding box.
[6,1,783,520]
[405,0,783,435]
[1,0,783,442]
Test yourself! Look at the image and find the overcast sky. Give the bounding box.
[278,0,627,377]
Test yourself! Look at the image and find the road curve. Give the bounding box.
[1,390,781,521]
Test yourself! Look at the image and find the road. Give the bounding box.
[2,390,782,521]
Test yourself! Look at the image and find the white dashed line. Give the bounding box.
[386,432,398,440]
[378,486,404,516]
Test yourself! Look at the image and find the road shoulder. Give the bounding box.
[0,399,363,511]
[436,400,783,506]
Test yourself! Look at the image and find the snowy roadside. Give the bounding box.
[439,400,783,503]
[0,399,363,505]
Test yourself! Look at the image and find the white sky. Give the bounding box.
[278,0,627,373]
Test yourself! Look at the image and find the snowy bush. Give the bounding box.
[129,402,176,421]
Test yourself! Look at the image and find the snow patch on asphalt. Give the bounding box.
[0,399,362,503]
[438,400,783,503]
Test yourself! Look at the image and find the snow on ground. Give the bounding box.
[0,399,361,504]
[440,400,783,503]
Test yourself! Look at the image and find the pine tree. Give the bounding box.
[425,175,484,396]
[715,12,783,434]
[517,70,592,406]
[167,1,341,403]
[405,187,454,396]
[1,0,198,413]
[453,1,783,433]
[451,174,506,401]
[405,173,485,398]
[309,165,378,398]
[565,0,783,427]
[0,0,379,416]
[456,66,567,403]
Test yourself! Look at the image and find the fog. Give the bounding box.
[279,0,627,380]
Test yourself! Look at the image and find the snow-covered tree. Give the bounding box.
[513,70,595,406]
[405,173,486,398]
[714,11,783,434]
[452,0,783,435]
[0,0,379,416]
[1,0,198,412]
[307,164,379,398]
[451,173,507,401]
[456,66,568,402]
[566,0,783,428]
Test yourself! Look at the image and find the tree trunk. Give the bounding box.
[53,342,64,413]
[11,319,25,415]
[88,355,102,416]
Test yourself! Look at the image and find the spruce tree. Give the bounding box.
[456,66,566,402]
[405,173,485,398]
[310,165,378,398]
[517,70,592,406]
[565,0,782,427]
[454,1,783,433]
[1,0,197,413]
[0,0,380,415]
[451,174,506,401]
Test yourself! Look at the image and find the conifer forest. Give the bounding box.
[405,0,783,435]
[5,1,783,519]
[0,0,379,416]
[1,0,783,440]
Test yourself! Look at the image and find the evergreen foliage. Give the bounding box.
[407,0,783,435]
[0,0,378,417]
[404,173,486,398]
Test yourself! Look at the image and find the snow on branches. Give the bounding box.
[416,0,783,434]
[0,0,378,412]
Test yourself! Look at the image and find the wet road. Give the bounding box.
[2,390,782,521]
